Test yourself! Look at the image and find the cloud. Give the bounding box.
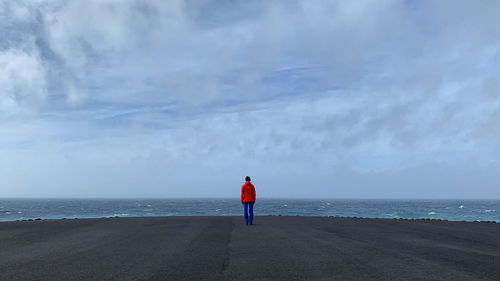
[0,0,499,198]
[0,48,47,115]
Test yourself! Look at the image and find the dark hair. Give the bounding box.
[245,176,251,181]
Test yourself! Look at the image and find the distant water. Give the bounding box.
[0,199,499,222]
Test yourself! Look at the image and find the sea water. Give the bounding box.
[0,199,499,222]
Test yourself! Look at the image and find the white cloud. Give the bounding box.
[65,84,86,105]
[0,0,500,198]
[0,48,47,115]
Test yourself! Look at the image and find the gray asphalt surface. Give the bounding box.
[0,216,499,280]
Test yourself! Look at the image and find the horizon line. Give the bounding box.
[0,197,499,201]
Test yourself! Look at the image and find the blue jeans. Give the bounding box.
[243,202,254,223]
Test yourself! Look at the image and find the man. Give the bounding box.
[241,176,256,225]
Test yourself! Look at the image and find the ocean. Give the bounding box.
[0,199,499,222]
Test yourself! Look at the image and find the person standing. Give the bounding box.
[241,176,256,225]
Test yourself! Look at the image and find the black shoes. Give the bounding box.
[246,222,248,225]
[250,222,253,225]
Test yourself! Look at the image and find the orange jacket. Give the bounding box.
[241,181,256,202]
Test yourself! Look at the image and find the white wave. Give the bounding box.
[485,209,496,213]
[17,211,22,214]
[428,211,436,215]
[281,204,288,207]
[459,205,464,209]
[113,213,129,216]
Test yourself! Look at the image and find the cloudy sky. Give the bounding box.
[1,0,499,199]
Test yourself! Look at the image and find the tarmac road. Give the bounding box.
[1,216,499,280]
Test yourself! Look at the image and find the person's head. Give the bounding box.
[245,176,251,182]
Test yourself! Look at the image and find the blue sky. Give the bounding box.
[1,0,499,198]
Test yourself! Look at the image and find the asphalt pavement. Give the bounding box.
[1,216,499,280]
